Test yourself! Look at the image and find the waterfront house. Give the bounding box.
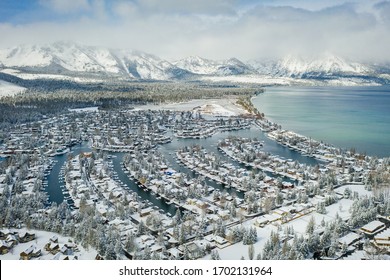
[140,207,154,217]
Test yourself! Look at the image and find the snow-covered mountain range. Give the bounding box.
[0,42,192,80]
[0,42,389,86]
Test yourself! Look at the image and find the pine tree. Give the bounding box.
[250,227,257,244]
[306,216,316,235]
[211,250,221,260]
[179,224,186,244]
[137,220,146,236]
[173,209,181,225]
[114,239,122,259]
[151,251,161,260]
[248,244,255,260]
[316,202,327,214]
[105,240,116,260]
[341,242,348,256]
[143,246,151,260]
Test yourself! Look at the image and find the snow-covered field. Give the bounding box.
[201,75,382,86]
[0,80,26,97]
[0,68,104,83]
[201,75,296,85]
[336,184,372,197]
[0,228,97,260]
[134,98,247,116]
[69,107,99,113]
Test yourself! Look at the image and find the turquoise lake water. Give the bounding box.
[252,86,390,158]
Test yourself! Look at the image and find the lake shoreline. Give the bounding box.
[251,86,390,158]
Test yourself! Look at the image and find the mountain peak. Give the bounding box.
[276,53,371,77]
[174,56,218,75]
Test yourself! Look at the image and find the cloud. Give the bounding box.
[112,1,138,17]
[39,0,90,13]
[374,1,390,23]
[0,1,389,62]
[135,0,238,16]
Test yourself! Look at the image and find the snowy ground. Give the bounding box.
[201,75,381,86]
[336,184,372,197]
[201,75,296,86]
[69,107,99,112]
[0,68,104,83]
[0,228,97,260]
[134,98,247,116]
[0,80,26,97]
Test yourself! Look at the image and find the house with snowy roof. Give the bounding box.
[373,228,390,251]
[20,245,41,260]
[0,240,11,255]
[49,235,59,243]
[6,234,18,246]
[254,216,269,227]
[180,242,204,259]
[60,244,73,255]
[0,229,16,240]
[18,231,35,243]
[338,232,362,247]
[360,220,386,237]
[212,235,230,249]
[167,247,183,259]
[45,242,60,254]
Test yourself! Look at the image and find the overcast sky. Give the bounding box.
[0,0,389,62]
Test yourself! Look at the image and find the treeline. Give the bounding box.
[236,95,264,117]
[0,72,146,92]
[0,81,262,128]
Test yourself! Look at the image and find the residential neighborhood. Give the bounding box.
[0,105,389,260]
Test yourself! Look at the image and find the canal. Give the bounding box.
[45,126,320,213]
[110,153,178,216]
[45,142,91,205]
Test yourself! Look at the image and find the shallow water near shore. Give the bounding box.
[252,86,390,157]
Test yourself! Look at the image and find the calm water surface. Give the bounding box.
[252,86,390,157]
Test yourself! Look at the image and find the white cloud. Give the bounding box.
[144,0,238,15]
[112,1,138,17]
[91,0,108,20]
[39,0,90,13]
[1,1,389,62]
[374,1,390,23]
